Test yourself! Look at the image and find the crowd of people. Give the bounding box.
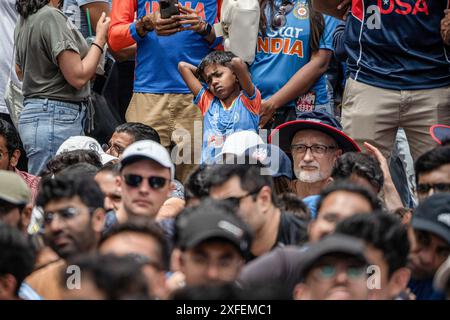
[0,0,450,301]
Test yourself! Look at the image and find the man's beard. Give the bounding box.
[294,162,327,183]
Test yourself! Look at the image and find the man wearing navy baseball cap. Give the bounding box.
[175,200,253,287]
[408,193,450,300]
[269,111,360,199]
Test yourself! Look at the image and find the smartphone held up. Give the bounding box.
[159,0,180,18]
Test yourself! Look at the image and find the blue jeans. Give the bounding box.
[18,98,86,175]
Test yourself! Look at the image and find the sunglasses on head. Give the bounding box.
[271,0,294,30]
[123,174,169,189]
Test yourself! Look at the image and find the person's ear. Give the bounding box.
[116,175,122,192]
[9,149,20,168]
[91,208,106,233]
[293,283,310,300]
[388,267,411,299]
[0,274,18,300]
[20,204,33,233]
[256,186,273,212]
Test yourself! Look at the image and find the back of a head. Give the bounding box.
[41,149,102,178]
[0,223,35,296]
[63,254,150,300]
[58,163,100,180]
[100,217,170,270]
[415,146,450,184]
[36,173,104,210]
[317,180,382,213]
[335,212,410,277]
[206,163,274,198]
[184,165,212,203]
[331,152,384,193]
[115,122,161,144]
[277,193,310,221]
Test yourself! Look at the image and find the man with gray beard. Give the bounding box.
[269,112,360,199]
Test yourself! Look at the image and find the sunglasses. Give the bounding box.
[272,1,294,30]
[123,174,169,190]
[312,264,367,281]
[417,183,450,195]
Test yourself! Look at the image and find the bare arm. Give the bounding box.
[108,44,136,62]
[15,64,23,81]
[58,12,110,90]
[178,61,203,96]
[227,57,255,97]
[260,49,332,127]
[364,142,404,212]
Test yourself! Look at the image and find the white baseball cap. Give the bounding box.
[56,136,118,165]
[220,130,264,156]
[120,140,175,180]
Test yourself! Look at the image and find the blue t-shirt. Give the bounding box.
[408,278,445,300]
[250,0,337,107]
[129,0,217,93]
[63,0,111,39]
[345,0,450,90]
[194,87,261,164]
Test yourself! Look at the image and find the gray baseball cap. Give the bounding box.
[0,170,31,205]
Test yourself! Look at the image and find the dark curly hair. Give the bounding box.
[335,212,410,278]
[16,0,62,18]
[331,152,384,193]
[40,149,102,178]
[197,50,237,83]
[36,173,104,211]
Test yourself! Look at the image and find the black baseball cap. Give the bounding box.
[297,234,368,279]
[412,193,450,245]
[269,111,361,153]
[176,207,253,257]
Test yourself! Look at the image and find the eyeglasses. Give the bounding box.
[43,207,86,225]
[311,264,367,281]
[290,144,337,156]
[271,0,294,29]
[123,174,169,190]
[417,183,450,195]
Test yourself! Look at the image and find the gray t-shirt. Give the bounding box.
[15,5,90,101]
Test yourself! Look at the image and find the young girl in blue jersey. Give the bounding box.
[251,0,338,128]
[178,51,261,164]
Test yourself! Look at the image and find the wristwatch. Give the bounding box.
[198,21,212,37]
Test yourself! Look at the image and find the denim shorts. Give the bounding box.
[18,98,86,175]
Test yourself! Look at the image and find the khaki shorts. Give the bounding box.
[126,93,203,182]
[342,78,450,161]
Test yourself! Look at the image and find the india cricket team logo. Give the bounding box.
[294,2,309,20]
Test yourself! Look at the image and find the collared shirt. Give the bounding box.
[14,167,40,204]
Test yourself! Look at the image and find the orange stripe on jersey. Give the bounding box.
[197,89,215,115]
[241,88,261,115]
[108,0,137,52]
